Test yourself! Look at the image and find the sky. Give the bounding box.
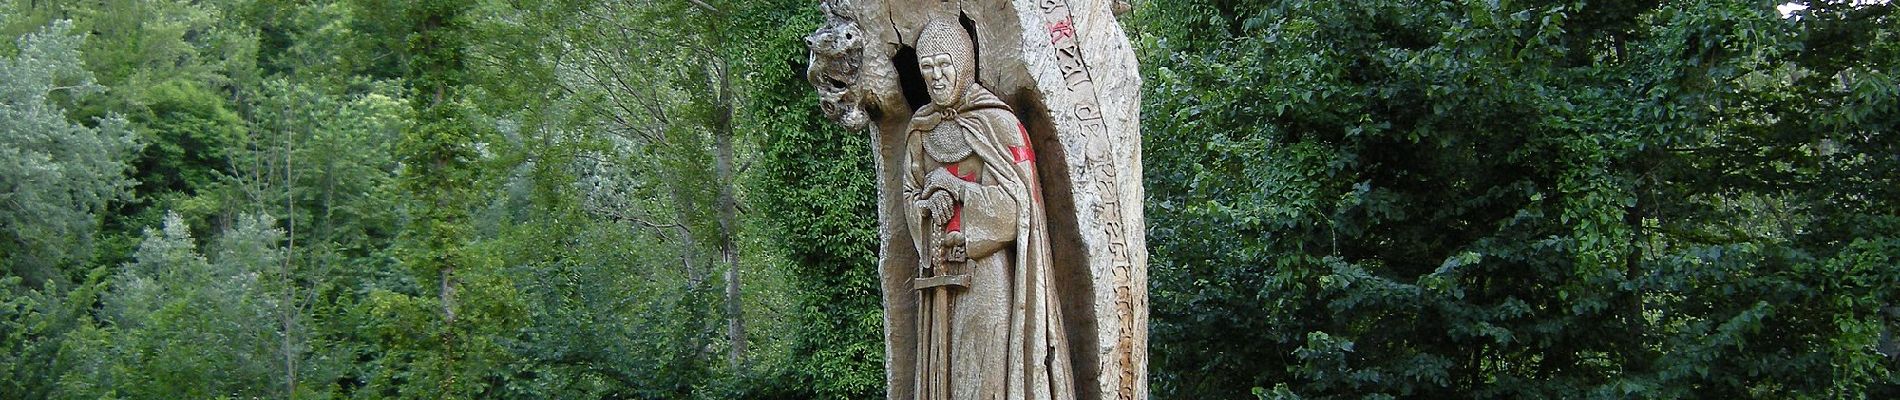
[1780,0,1893,17]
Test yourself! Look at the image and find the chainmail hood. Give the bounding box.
[916,15,977,105]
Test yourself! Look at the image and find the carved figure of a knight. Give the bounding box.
[901,15,1075,400]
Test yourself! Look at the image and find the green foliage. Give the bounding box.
[0,20,138,285]
[386,0,480,286]
[12,0,1891,398]
[734,1,886,398]
[1138,0,1899,397]
[54,212,316,398]
[66,0,226,88]
[0,272,109,399]
[124,80,246,222]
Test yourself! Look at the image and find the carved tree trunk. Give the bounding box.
[805,1,1147,399]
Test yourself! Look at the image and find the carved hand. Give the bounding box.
[941,231,967,263]
[924,191,955,227]
[942,231,965,248]
[925,167,972,199]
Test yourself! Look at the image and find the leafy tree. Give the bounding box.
[537,0,749,372]
[1136,0,1898,398]
[342,0,500,397]
[0,20,138,285]
[732,1,885,398]
[56,212,291,398]
[8,1,864,398]
[121,79,247,227]
[462,1,769,396]
[0,274,104,399]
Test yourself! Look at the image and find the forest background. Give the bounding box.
[0,0,1894,399]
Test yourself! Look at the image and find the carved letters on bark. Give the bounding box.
[1035,2,1137,399]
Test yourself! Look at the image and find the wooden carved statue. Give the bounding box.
[804,1,1147,399]
[901,15,1074,400]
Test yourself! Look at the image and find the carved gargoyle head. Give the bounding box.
[804,0,868,130]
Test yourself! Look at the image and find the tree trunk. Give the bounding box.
[713,56,747,371]
[283,95,300,400]
[440,266,457,324]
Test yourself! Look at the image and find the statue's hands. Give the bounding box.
[925,167,972,199]
[942,231,965,247]
[924,191,955,227]
[941,231,967,263]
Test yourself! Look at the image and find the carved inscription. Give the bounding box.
[1036,2,1138,399]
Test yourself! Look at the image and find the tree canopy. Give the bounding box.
[1138,0,1898,398]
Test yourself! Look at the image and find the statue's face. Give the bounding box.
[919,52,962,108]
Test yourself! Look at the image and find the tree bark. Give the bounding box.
[283,93,300,400]
[685,7,748,371]
[713,54,747,371]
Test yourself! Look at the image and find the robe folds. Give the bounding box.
[901,83,1075,400]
